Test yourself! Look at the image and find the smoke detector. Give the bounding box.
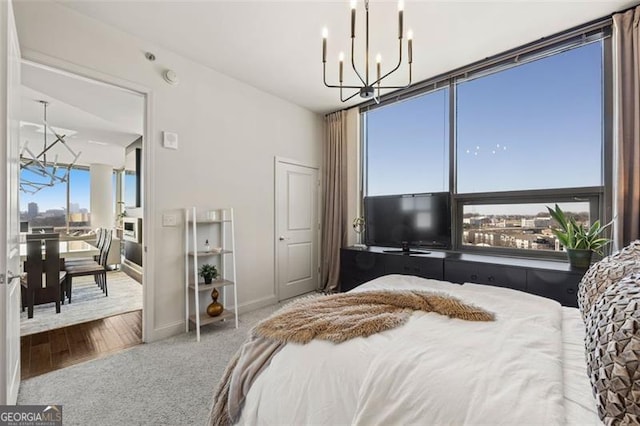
[163,69,179,86]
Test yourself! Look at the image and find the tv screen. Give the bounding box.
[364,192,451,248]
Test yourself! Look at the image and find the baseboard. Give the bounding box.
[147,320,184,343]
[236,295,278,315]
[147,296,278,342]
[121,260,143,283]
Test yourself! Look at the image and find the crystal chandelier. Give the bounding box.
[322,0,413,103]
[20,100,81,194]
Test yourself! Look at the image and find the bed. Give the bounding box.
[229,274,601,425]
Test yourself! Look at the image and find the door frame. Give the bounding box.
[1,0,21,404]
[18,50,155,343]
[274,156,320,302]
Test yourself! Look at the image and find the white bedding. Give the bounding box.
[238,274,598,425]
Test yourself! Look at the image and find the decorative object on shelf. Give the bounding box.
[352,217,366,249]
[204,239,211,252]
[207,288,224,317]
[207,210,218,221]
[20,100,81,194]
[321,0,413,103]
[199,264,218,284]
[547,204,612,269]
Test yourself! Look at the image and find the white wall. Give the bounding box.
[89,163,113,229]
[13,1,323,341]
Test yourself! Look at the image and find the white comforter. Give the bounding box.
[238,275,566,425]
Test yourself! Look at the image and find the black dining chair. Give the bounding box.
[21,233,66,319]
[64,227,106,267]
[64,229,113,302]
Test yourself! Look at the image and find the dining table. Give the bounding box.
[19,240,100,262]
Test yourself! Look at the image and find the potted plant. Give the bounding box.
[546,204,611,268]
[199,264,218,284]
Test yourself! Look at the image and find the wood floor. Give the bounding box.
[21,310,142,380]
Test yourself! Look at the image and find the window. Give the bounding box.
[456,42,603,193]
[461,200,595,252]
[366,88,449,196]
[20,165,93,233]
[20,166,67,231]
[362,34,609,257]
[69,168,91,230]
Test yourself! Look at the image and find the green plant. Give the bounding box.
[199,264,218,282]
[546,204,611,254]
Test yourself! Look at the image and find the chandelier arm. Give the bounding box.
[324,62,364,89]
[350,38,367,87]
[376,63,412,90]
[340,90,361,103]
[20,134,65,169]
[371,39,403,87]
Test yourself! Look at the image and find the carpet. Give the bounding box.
[20,271,143,337]
[17,299,294,426]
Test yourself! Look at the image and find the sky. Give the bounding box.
[20,167,91,212]
[19,168,137,212]
[366,41,603,215]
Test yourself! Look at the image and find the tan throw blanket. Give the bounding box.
[209,290,494,426]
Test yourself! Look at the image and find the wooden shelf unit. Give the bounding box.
[184,207,239,341]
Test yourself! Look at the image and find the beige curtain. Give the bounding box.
[612,6,640,249]
[321,111,348,292]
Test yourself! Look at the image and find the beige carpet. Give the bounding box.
[20,271,143,336]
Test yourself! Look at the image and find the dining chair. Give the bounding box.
[21,233,66,319]
[64,229,113,302]
[64,227,106,267]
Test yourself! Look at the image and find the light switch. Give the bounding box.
[162,213,177,227]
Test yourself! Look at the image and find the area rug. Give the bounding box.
[20,271,143,336]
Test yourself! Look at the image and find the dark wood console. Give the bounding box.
[340,247,586,307]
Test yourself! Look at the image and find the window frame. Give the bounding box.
[359,23,613,260]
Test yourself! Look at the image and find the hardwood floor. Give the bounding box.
[21,310,142,379]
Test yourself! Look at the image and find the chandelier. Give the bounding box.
[20,100,81,194]
[322,0,413,103]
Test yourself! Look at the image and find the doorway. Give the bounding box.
[275,158,320,300]
[16,61,146,373]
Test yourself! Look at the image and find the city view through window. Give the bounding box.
[365,41,604,254]
[462,202,591,252]
[20,167,92,233]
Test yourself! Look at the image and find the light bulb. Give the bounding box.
[376,53,382,63]
[350,0,357,9]
[322,27,328,38]
[339,52,345,61]
[407,29,414,40]
[398,0,404,11]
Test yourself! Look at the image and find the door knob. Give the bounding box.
[279,236,287,241]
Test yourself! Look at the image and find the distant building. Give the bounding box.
[69,202,80,213]
[27,202,38,218]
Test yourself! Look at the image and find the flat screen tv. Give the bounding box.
[364,192,451,249]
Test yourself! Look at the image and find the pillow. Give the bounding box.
[585,273,640,424]
[578,259,640,322]
[610,240,640,262]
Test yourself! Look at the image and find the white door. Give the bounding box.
[276,159,319,300]
[0,0,22,405]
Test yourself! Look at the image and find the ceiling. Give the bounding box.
[21,61,144,167]
[55,0,634,114]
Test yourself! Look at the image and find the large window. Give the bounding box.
[20,165,93,233]
[363,36,608,258]
[366,88,449,196]
[69,168,91,229]
[456,42,603,193]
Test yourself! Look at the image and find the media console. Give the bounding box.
[340,246,586,307]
